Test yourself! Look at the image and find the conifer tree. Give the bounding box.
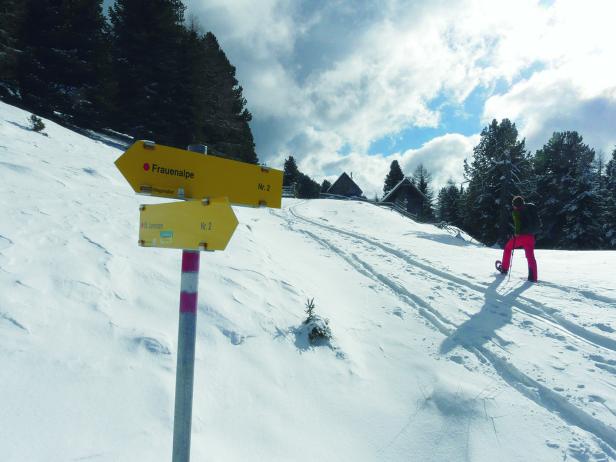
[0,0,25,99]
[199,32,257,163]
[437,179,462,226]
[283,156,300,186]
[3,0,259,160]
[463,119,530,246]
[296,172,321,198]
[17,0,112,127]
[603,147,616,248]
[534,131,602,249]
[109,6,257,158]
[162,26,206,147]
[110,0,187,143]
[281,155,319,198]
[383,160,404,196]
[593,152,609,248]
[321,179,332,193]
[413,164,435,222]
[457,184,467,227]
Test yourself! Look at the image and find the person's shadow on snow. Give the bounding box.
[439,277,532,355]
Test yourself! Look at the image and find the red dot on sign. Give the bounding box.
[143,163,150,171]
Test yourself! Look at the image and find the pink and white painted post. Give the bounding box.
[172,250,199,462]
[172,143,207,462]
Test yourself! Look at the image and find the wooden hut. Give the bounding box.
[326,172,364,198]
[381,177,426,216]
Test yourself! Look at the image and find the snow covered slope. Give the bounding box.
[1,101,616,461]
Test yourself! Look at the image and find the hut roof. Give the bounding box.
[327,172,363,197]
[381,177,426,202]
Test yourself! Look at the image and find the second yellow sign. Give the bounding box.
[139,198,239,251]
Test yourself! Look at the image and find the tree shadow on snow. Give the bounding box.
[440,276,533,355]
[81,129,132,151]
[8,120,32,131]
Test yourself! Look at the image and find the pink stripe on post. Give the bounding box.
[180,292,198,313]
[182,251,200,273]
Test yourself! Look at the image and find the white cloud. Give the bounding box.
[482,0,616,153]
[187,0,298,58]
[484,70,616,153]
[184,0,616,189]
[299,133,478,199]
[398,133,479,189]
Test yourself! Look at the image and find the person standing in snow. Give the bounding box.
[496,196,540,282]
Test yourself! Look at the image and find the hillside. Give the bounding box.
[1,101,616,461]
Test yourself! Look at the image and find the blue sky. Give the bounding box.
[368,61,548,156]
[368,88,486,155]
[106,0,616,197]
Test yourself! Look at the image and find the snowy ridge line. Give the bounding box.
[285,206,616,453]
[288,205,616,354]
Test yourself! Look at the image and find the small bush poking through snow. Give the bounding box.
[29,114,45,133]
[305,297,316,319]
[304,298,332,344]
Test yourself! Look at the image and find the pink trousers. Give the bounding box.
[501,234,538,281]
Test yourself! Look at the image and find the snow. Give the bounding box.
[1,100,616,461]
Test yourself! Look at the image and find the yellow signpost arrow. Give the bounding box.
[138,197,238,251]
[115,140,283,208]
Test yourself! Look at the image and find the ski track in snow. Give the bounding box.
[0,234,13,251]
[287,205,616,353]
[282,202,616,455]
[285,204,616,355]
[0,312,28,332]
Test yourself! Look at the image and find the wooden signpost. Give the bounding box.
[115,141,283,462]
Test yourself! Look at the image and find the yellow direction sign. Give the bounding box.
[138,197,238,251]
[115,141,283,208]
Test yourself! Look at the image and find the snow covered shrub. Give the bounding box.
[29,115,45,133]
[304,298,332,344]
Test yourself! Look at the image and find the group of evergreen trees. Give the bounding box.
[282,155,322,199]
[461,119,530,247]
[381,119,616,250]
[441,120,616,250]
[0,0,257,163]
[461,122,616,250]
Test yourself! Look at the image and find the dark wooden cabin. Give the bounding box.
[381,177,426,216]
[326,172,364,198]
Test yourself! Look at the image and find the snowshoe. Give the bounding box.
[495,260,507,275]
